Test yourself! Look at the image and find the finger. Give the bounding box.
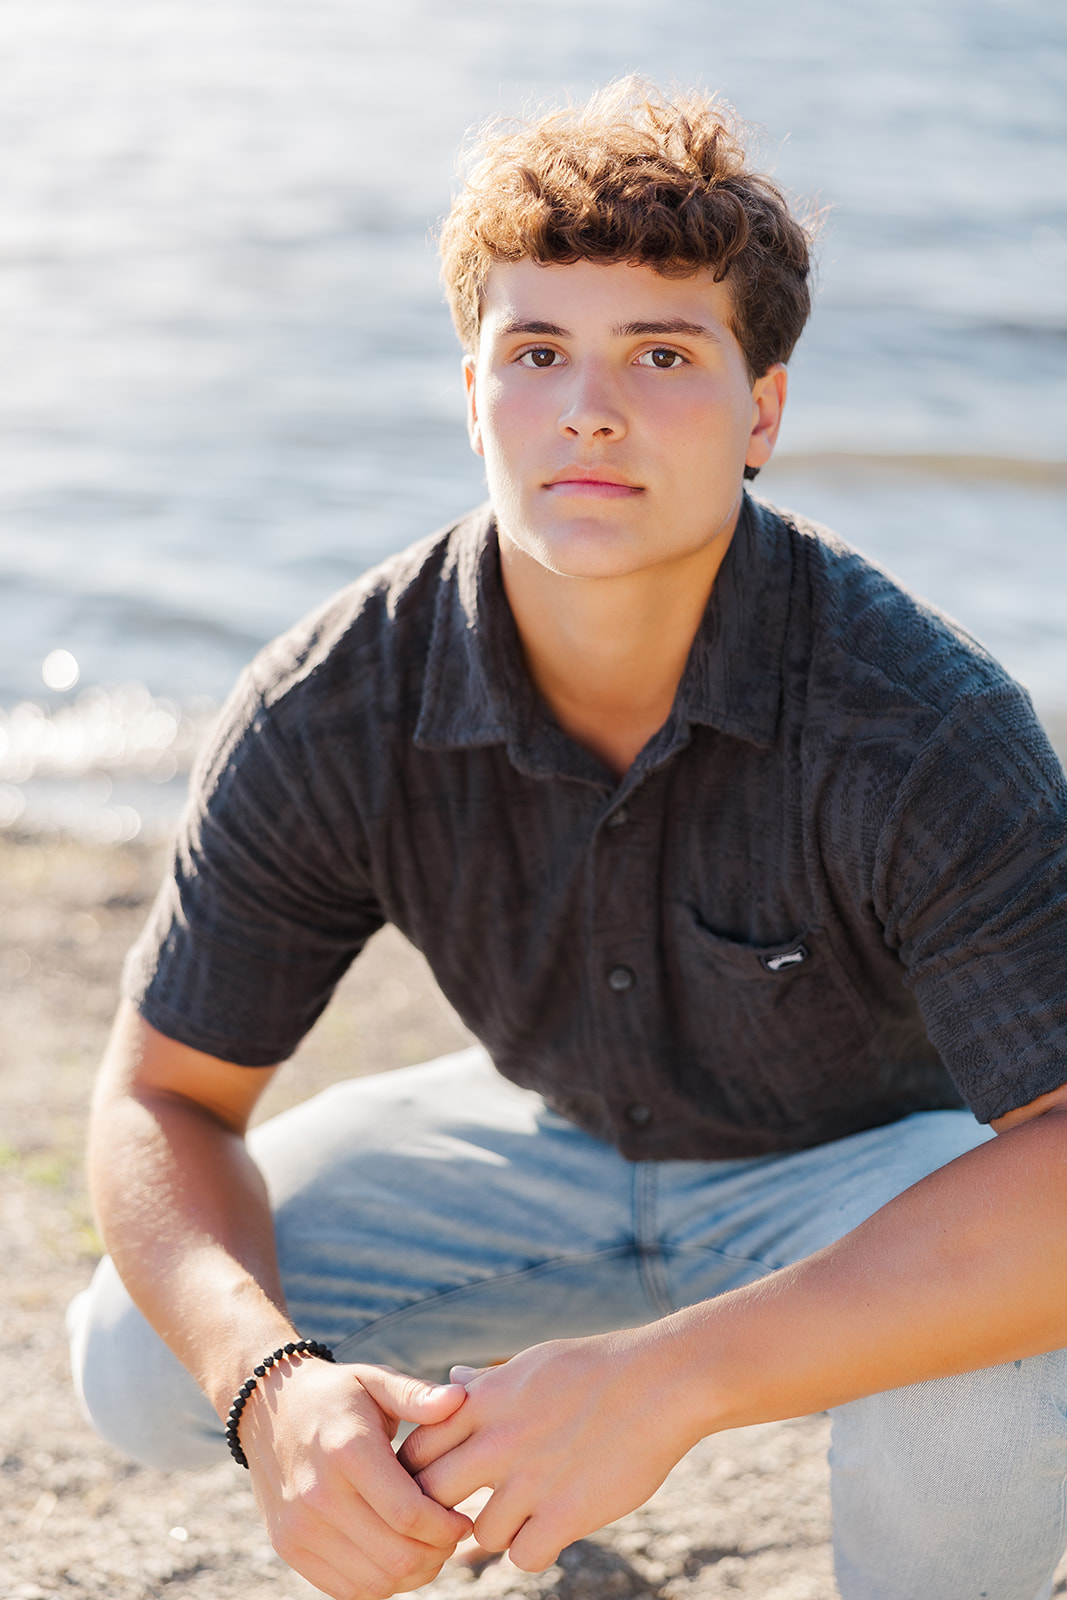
[275,1510,421,1600]
[471,1489,534,1557]
[287,1541,408,1600]
[392,1557,448,1593]
[296,1391,470,1550]
[450,1364,488,1384]
[354,1364,468,1427]
[397,1406,473,1473]
[279,1542,362,1600]
[507,1515,564,1575]
[413,1439,495,1514]
[276,1484,457,1598]
[361,1454,473,1547]
[291,1540,446,1600]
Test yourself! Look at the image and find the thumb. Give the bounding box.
[355,1364,469,1425]
[449,1364,489,1385]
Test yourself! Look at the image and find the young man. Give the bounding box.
[71,82,1067,1600]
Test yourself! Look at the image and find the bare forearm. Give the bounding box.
[668,1110,1067,1438]
[89,1030,295,1415]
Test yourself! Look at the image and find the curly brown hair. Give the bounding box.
[440,78,815,384]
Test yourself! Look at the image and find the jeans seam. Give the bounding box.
[664,1240,784,1278]
[633,1163,674,1317]
[328,1242,642,1359]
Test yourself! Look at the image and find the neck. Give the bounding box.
[499,524,737,780]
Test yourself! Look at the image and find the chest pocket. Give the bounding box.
[676,917,876,1131]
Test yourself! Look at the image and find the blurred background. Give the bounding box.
[1,0,1065,841]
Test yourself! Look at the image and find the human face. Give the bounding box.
[465,258,786,581]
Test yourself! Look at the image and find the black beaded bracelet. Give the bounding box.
[225,1338,336,1468]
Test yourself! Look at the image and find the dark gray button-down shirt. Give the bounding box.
[126,496,1067,1159]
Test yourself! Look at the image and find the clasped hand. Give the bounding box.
[240,1356,473,1600]
[399,1324,696,1573]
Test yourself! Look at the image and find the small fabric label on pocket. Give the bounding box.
[760,944,810,973]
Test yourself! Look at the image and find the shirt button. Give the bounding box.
[606,805,630,829]
[625,1102,653,1127]
[607,965,635,992]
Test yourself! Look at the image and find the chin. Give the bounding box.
[522,529,653,581]
[500,508,645,573]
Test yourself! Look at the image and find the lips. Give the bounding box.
[543,469,643,495]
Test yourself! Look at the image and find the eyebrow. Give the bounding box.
[614,319,722,343]
[494,316,722,344]
[496,319,570,338]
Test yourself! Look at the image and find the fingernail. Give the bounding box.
[449,1365,478,1384]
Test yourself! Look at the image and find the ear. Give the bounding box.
[463,357,484,458]
[745,364,788,475]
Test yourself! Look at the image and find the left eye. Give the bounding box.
[636,348,685,369]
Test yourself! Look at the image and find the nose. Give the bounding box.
[557,361,627,442]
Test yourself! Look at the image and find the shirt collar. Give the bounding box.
[414,493,791,778]
[678,491,792,748]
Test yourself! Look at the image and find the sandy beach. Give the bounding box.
[2,827,1066,1600]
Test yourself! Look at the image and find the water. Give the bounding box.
[1,0,1065,836]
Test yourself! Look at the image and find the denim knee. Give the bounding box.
[830,1352,1067,1600]
[68,1258,225,1472]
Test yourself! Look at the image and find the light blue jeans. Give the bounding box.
[69,1048,1067,1599]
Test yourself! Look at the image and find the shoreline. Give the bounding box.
[3,708,1065,854]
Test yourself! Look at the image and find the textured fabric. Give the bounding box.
[123,494,1067,1159]
[69,1053,1067,1598]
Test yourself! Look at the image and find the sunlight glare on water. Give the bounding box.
[41,649,79,692]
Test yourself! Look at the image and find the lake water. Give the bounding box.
[1,0,1065,837]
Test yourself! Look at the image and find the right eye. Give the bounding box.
[518,348,563,368]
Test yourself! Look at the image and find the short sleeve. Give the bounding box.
[874,685,1067,1122]
[123,671,384,1064]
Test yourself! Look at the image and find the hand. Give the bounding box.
[239,1355,473,1600]
[398,1326,699,1573]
